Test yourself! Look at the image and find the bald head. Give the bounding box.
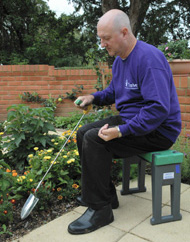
[97,9,136,59]
[98,9,132,33]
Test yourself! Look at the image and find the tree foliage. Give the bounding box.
[69,0,190,45]
[0,0,189,66]
[0,0,90,66]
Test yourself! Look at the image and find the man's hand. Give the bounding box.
[98,124,120,141]
[74,95,94,110]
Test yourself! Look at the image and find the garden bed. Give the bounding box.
[1,198,77,241]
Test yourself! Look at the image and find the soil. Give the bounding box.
[0,199,78,242]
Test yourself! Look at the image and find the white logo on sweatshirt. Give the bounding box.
[125,79,138,90]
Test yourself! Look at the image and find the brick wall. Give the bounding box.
[170,60,190,135]
[0,61,190,134]
[0,64,103,119]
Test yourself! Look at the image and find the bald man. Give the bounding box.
[68,9,181,234]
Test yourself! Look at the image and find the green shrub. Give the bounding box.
[0,160,16,224]
[0,122,4,132]
[3,104,57,170]
[54,108,116,129]
[172,135,190,184]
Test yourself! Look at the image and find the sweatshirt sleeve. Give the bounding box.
[119,67,171,136]
[92,80,115,106]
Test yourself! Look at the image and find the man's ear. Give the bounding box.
[122,27,128,38]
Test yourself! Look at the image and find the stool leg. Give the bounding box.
[138,158,146,192]
[151,163,182,225]
[150,163,162,225]
[170,164,182,221]
[121,156,146,195]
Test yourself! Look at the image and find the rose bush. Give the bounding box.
[157,39,190,61]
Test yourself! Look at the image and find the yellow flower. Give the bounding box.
[17,178,22,183]
[74,150,79,156]
[57,187,62,192]
[51,139,55,142]
[21,176,26,179]
[34,147,39,151]
[67,151,70,155]
[29,179,33,182]
[44,156,51,160]
[54,142,58,145]
[28,154,33,158]
[67,158,75,164]
[63,155,67,158]
[47,149,52,153]
[0,132,4,135]
[51,161,56,165]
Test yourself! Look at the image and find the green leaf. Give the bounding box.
[14,133,25,147]
[0,160,11,169]
[0,180,11,191]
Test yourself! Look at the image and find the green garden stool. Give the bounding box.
[121,150,183,225]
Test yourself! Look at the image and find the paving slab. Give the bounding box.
[131,208,190,242]
[112,192,152,232]
[15,210,125,242]
[180,187,190,213]
[117,233,150,242]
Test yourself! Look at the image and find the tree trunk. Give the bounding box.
[101,0,151,37]
[128,0,150,36]
[101,0,119,14]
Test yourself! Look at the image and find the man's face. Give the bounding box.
[97,24,124,57]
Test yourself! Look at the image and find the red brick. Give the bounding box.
[39,65,49,71]
[181,113,190,121]
[0,81,8,86]
[10,81,23,86]
[178,96,190,104]
[42,77,54,81]
[15,76,29,81]
[185,105,190,113]
[56,76,68,81]
[173,77,180,87]
[9,71,22,76]
[180,77,188,88]
[2,77,15,81]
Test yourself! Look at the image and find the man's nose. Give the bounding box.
[101,39,107,48]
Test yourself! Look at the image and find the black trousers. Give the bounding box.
[77,115,173,210]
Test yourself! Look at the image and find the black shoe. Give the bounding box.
[76,194,119,209]
[68,204,114,234]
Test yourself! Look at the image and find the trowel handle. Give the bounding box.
[74,99,92,114]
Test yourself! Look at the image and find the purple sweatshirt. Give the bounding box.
[92,40,181,143]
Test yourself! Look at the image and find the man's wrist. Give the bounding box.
[115,126,122,138]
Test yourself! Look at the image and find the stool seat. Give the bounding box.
[139,150,183,165]
[121,149,184,225]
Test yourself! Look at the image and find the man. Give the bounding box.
[68,9,181,234]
